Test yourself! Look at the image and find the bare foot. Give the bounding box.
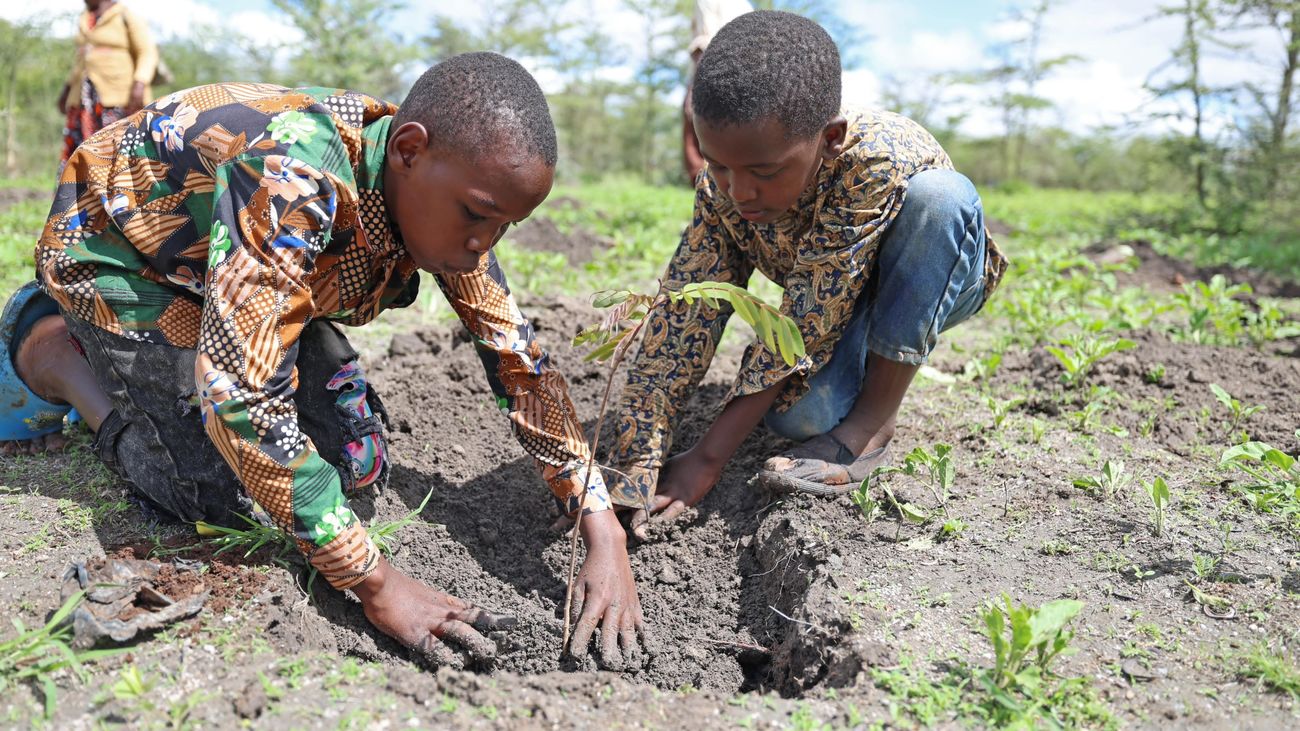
[0,432,70,456]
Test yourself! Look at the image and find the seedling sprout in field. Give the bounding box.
[1219,432,1300,534]
[1143,477,1171,537]
[1209,383,1264,442]
[0,591,122,718]
[1045,334,1135,388]
[566,280,805,655]
[1073,460,1130,501]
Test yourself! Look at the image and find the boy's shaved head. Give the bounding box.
[692,10,841,140]
[396,52,558,166]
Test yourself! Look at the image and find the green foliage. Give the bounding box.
[1233,643,1300,700]
[195,513,297,562]
[1219,433,1300,533]
[574,282,805,366]
[875,444,958,532]
[368,487,434,557]
[1072,460,1130,501]
[974,596,1113,728]
[1,592,122,718]
[1144,477,1171,537]
[1045,335,1135,388]
[1209,383,1265,442]
[848,479,882,524]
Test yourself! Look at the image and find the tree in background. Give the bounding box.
[272,0,414,99]
[1225,0,1298,201]
[964,0,1081,183]
[1144,0,1239,209]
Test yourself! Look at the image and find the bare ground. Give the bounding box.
[0,245,1298,729]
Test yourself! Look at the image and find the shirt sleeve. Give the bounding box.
[730,152,913,412]
[607,182,754,508]
[123,9,159,87]
[199,156,378,591]
[436,255,611,517]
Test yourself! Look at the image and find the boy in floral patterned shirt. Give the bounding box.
[3,53,642,668]
[610,12,1007,537]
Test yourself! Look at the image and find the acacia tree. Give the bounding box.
[1225,0,1299,198]
[1144,0,1240,208]
[966,0,1080,183]
[272,0,414,99]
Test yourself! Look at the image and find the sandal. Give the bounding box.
[0,282,78,441]
[755,433,892,496]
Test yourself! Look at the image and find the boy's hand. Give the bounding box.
[352,555,515,669]
[568,509,645,670]
[628,447,724,541]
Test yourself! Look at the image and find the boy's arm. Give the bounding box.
[436,255,645,663]
[610,180,753,509]
[201,157,379,589]
[435,253,612,517]
[202,157,506,656]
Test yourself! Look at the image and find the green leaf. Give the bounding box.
[592,290,632,308]
[1209,383,1234,409]
[1027,599,1083,645]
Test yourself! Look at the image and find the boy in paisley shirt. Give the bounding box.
[1,53,641,668]
[610,12,1008,537]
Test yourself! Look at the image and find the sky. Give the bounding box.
[4,0,1285,137]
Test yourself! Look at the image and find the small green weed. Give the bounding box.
[1209,384,1264,442]
[1073,460,1130,501]
[1143,477,1171,537]
[1045,335,1135,388]
[1232,643,1300,700]
[1,592,122,719]
[368,487,434,557]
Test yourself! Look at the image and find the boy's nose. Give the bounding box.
[729,174,758,204]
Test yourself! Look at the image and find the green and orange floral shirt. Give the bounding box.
[37,83,610,590]
[609,108,1008,508]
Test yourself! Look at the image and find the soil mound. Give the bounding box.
[506,216,612,264]
[1090,239,1300,299]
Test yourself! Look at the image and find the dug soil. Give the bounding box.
[3,280,1299,727]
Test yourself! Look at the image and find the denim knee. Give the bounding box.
[866,169,986,364]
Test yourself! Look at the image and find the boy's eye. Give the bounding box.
[753,169,781,180]
[462,205,485,222]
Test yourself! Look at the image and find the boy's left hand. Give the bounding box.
[568,509,646,670]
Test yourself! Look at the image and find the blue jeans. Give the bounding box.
[764,169,988,441]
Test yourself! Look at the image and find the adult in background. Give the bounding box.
[58,0,159,164]
[682,0,752,183]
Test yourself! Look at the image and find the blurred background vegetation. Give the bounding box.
[0,0,1296,258]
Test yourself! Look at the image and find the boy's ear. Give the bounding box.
[819,116,848,161]
[387,122,430,170]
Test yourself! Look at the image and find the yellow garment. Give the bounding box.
[66,3,159,108]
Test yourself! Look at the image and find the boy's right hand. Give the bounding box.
[628,447,725,541]
[352,555,516,669]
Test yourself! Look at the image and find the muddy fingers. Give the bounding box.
[599,618,623,670]
[412,633,462,671]
[438,619,498,665]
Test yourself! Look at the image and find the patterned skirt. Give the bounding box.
[61,79,127,163]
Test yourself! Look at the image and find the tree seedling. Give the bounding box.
[1209,383,1264,442]
[567,281,805,655]
[849,477,882,524]
[1045,334,1135,388]
[1143,477,1171,537]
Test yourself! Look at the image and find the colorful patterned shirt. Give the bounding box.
[37,83,610,590]
[609,108,1008,508]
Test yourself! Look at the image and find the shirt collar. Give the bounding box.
[356,116,405,257]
